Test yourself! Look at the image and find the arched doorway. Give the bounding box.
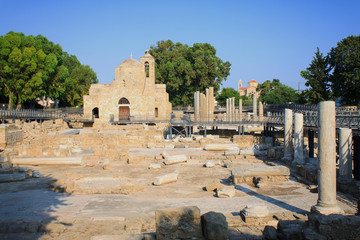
[118,97,130,120]
[92,107,99,119]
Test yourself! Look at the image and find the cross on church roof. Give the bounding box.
[130,53,133,59]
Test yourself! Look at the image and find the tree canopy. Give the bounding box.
[301,35,360,105]
[330,35,360,105]
[216,87,240,106]
[300,48,332,104]
[257,79,298,104]
[149,40,231,106]
[0,31,98,108]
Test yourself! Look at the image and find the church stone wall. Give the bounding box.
[83,51,172,122]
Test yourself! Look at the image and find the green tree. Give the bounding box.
[0,31,98,107]
[257,79,298,104]
[216,87,240,106]
[149,40,231,106]
[300,48,332,104]
[330,35,360,105]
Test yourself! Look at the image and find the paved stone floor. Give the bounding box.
[0,149,357,239]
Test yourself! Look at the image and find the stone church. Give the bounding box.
[83,50,172,122]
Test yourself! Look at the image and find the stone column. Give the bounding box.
[311,101,341,215]
[200,93,206,122]
[294,113,304,164]
[253,94,257,120]
[259,102,263,121]
[231,97,235,122]
[226,98,229,121]
[339,128,353,178]
[205,88,210,122]
[284,109,293,159]
[239,99,243,120]
[194,91,200,121]
[209,87,214,121]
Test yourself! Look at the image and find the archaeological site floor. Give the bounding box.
[0,122,358,239]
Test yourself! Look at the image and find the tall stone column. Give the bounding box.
[208,87,214,121]
[194,91,200,121]
[205,88,209,122]
[284,109,293,159]
[253,94,257,119]
[239,99,243,120]
[294,113,304,164]
[226,98,229,121]
[339,128,353,178]
[311,101,341,215]
[231,97,235,122]
[259,102,263,120]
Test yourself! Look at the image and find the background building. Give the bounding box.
[238,80,260,97]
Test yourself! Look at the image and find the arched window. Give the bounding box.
[155,107,159,118]
[145,62,149,78]
[92,107,99,119]
[122,79,126,87]
[118,97,130,104]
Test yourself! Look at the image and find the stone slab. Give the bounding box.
[12,157,83,166]
[232,166,290,184]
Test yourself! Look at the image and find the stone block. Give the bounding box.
[155,206,202,240]
[205,179,221,191]
[153,171,178,186]
[204,144,238,151]
[12,157,83,166]
[224,147,240,156]
[148,163,161,169]
[204,160,215,168]
[163,155,187,165]
[217,187,236,198]
[231,166,290,184]
[0,173,26,182]
[201,211,228,240]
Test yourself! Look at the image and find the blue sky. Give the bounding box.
[1,0,359,92]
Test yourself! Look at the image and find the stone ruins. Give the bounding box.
[0,79,359,239]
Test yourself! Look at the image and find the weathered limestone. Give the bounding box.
[253,94,257,118]
[339,128,353,178]
[239,149,266,156]
[155,206,202,240]
[204,144,238,151]
[148,163,161,169]
[163,155,187,165]
[0,173,26,182]
[217,187,236,198]
[294,113,304,164]
[12,157,83,166]
[153,171,179,186]
[195,87,214,122]
[205,179,221,191]
[239,98,243,120]
[284,109,293,159]
[194,91,200,121]
[311,101,341,215]
[224,147,240,156]
[205,160,215,168]
[201,212,228,240]
[259,101,263,120]
[232,166,290,184]
[240,204,272,224]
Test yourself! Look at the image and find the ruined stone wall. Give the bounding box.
[0,124,23,148]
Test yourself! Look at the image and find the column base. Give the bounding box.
[311,204,342,215]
